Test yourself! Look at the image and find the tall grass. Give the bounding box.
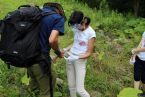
[0,0,145,97]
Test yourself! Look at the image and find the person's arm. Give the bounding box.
[132,47,145,54]
[79,37,96,59]
[137,39,142,48]
[49,30,63,58]
[49,16,65,57]
[132,38,145,54]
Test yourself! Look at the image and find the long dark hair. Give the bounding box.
[83,16,91,26]
[68,10,84,26]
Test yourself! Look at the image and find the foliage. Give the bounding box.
[0,0,145,97]
[107,0,133,12]
[77,0,145,17]
[76,0,101,9]
[117,87,142,97]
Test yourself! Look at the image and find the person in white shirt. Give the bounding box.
[131,31,145,96]
[64,10,96,97]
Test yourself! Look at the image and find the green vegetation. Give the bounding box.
[0,0,145,97]
[117,88,142,97]
[77,0,145,17]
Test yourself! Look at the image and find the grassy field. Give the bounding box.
[0,0,145,97]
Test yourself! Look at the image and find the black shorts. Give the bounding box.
[134,56,145,84]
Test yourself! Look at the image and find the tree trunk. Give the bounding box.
[134,0,140,16]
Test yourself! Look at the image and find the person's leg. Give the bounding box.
[134,56,141,89]
[52,70,57,88]
[138,60,145,97]
[134,81,140,89]
[27,68,40,96]
[138,84,145,97]
[140,83,145,96]
[75,59,90,97]
[28,63,52,97]
[66,61,77,97]
[141,60,145,90]
[142,83,145,93]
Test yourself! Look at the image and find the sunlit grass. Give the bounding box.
[0,0,145,97]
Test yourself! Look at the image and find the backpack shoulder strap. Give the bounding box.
[0,20,4,34]
[33,11,56,21]
[41,11,56,17]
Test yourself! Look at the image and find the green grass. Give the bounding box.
[0,0,145,97]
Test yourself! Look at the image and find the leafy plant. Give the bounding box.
[117,88,142,97]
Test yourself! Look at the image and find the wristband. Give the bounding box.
[54,50,61,56]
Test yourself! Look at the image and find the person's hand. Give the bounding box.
[129,55,136,65]
[131,49,135,54]
[54,49,65,58]
[63,48,70,53]
[131,49,138,55]
[129,58,135,65]
[58,51,64,58]
[63,48,67,52]
[64,55,79,62]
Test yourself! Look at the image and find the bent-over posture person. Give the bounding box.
[64,10,96,97]
[27,2,66,97]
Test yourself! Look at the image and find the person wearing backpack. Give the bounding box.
[64,11,96,97]
[27,3,66,97]
[0,2,65,97]
[131,31,145,97]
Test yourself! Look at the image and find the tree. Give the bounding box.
[134,0,140,16]
[76,0,145,17]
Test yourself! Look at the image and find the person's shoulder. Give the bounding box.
[51,14,65,24]
[42,7,63,19]
[42,8,62,19]
[43,13,61,19]
[42,13,64,24]
[87,26,96,38]
[52,13,62,18]
[142,31,145,38]
[87,26,96,34]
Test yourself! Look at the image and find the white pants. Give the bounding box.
[66,58,90,97]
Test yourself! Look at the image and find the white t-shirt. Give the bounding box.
[137,31,145,60]
[70,26,96,55]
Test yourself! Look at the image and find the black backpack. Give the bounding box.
[0,5,55,67]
